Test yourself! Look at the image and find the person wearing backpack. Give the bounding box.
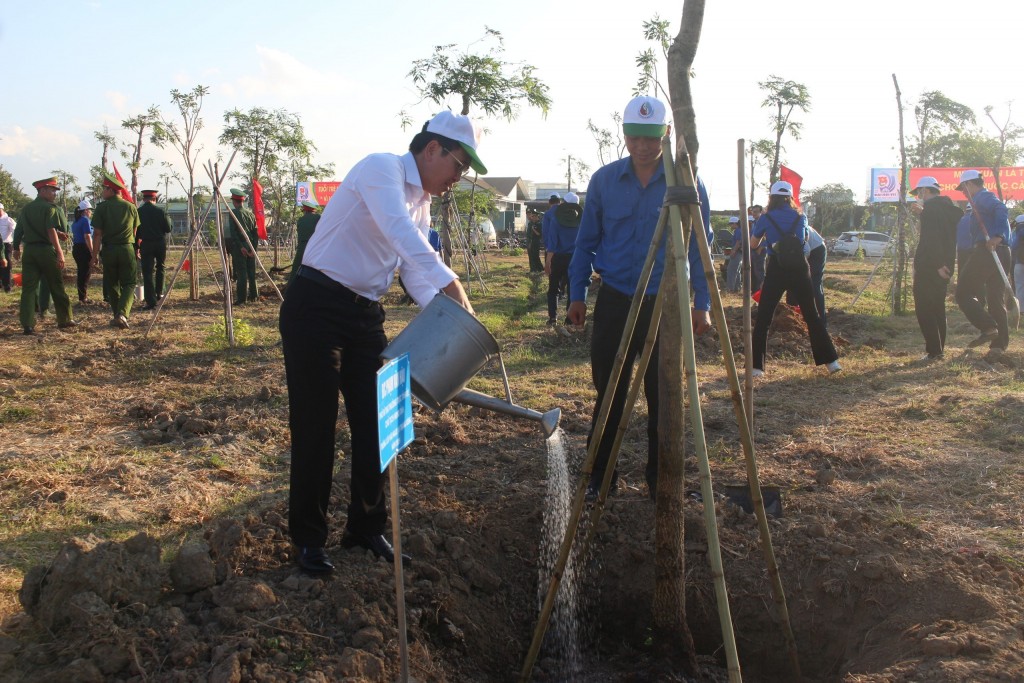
[750,180,840,377]
[543,192,580,325]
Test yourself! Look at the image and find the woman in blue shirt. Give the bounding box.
[750,181,840,377]
[71,199,94,303]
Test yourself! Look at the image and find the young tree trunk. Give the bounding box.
[655,0,705,673]
[892,74,909,315]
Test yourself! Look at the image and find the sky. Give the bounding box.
[2,0,1021,209]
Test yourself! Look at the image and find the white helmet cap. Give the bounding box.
[769,180,793,196]
[78,199,93,211]
[910,176,940,195]
[564,192,579,204]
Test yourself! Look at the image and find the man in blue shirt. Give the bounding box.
[954,169,1012,352]
[567,95,713,501]
[543,192,577,324]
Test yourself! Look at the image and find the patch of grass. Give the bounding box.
[0,406,34,424]
[205,317,255,349]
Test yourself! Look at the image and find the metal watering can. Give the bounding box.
[380,294,560,438]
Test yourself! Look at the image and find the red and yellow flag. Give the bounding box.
[252,178,268,240]
[112,162,134,203]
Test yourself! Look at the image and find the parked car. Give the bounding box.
[471,217,498,248]
[831,231,892,258]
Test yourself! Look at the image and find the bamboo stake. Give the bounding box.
[671,140,802,679]
[737,140,753,429]
[662,140,741,682]
[520,208,668,683]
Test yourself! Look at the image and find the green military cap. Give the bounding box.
[101,170,127,191]
[301,200,319,211]
[33,176,61,189]
[229,187,247,200]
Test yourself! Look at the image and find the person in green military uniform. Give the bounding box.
[91,171,141,329]
[136,189,172,310]
[12,177,78,335]
[288,199,320,286]
[226,187,258,304]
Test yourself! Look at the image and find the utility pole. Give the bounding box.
[566,155,572,192]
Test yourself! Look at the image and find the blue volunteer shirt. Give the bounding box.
[71,215,93,245]
[752,206,808,256]
[731,227,742,250]
[967,188,1010,244]
[542,205,577,254]
[568,157,712,311]
[956,211,974,251]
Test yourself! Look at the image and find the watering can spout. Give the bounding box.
[452,389,561,438]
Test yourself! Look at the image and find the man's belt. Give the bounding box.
[297,266,378,308]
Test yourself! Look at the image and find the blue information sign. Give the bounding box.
[377,353,415,472]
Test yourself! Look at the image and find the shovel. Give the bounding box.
[962,194,1020,330]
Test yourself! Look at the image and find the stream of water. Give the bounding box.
[537,427,590,680]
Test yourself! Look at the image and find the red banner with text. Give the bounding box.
[910,167,1024,201]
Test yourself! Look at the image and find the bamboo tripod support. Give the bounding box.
[671,139,802,679]
[144,153,238,339]
[520,144,744,681]
[736,140,754,428]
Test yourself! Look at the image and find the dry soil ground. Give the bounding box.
[0,251,1023,682]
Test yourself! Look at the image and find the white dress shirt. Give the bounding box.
[0,215,15,244]
[302,152,457,306]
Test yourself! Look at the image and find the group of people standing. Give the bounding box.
[912,170,1017,361]
[6,172,174,333]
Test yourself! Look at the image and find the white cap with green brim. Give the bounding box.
[426,111,487,175]
[623,96,668,138]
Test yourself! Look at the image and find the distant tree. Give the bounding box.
[634,14,672,101]
[587,113,625,165]
[983,103,1024,201]
[220,107,334,241]
[806,183,855,236]
[50,169,81,215]
[121,105,164,201]
[0,165,31,216]
[402,27,551,122]
[562,155,590,192]
[910,90,975,167]
[748,138,777,204]
[94,125,117,173]
[759,75,811,185]
[157,85,208,232]
[447,184,496,219]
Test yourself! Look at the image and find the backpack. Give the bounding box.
[555,203,582,229]
[767,213,808,271]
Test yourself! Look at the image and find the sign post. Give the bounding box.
[377,353,415,683]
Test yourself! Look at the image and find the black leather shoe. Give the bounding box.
[296,546,334,574]
[342,530,410,564]
[968,329,998,348]
[23,327,36,336]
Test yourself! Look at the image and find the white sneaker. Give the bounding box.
[751,368,765,378]
[826,360,842,374]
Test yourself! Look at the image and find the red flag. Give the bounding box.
[252,177,268,240]
[111,162,134,203]
[779,165,803,208]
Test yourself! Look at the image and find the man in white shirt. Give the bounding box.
[0,202,15,292]
[280,111,485,574]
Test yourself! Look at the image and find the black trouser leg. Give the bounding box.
[141,246,157,306]
[72,244,92,300]
[588,286,659,489]
[956,248,997,334]
[754,257,837,370]
[280,276,388,548]
[914,272,948,356]
[547,252,571,321]
[0,243,11,291]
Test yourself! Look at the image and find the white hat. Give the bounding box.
[770,180,793,196]
[425,111,486,175]
[728,216,739,224]
[78,199,92,211]
[623,96,668,138]
[956,169,983,190]
[910,176,940,195]
[1015,214,1024,224]
[564,192,579,204]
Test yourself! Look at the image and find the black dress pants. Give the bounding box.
[280,274,388,548]
[140,242,167,306]
[956,245,1011,350]
[587,285,659,490]
[72,243,92,301]
[547,252,571,321]
[753,256,838,371]
[914,271,949,357]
